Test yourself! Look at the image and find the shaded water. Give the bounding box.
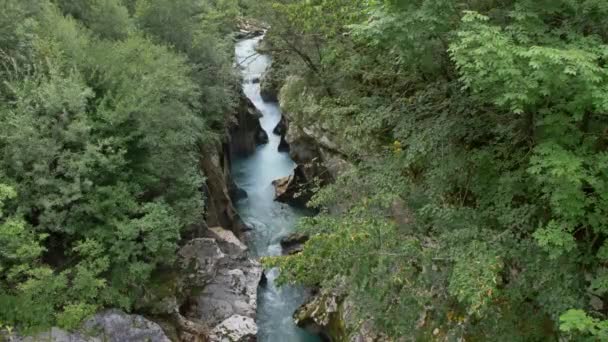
[233,36,321,342]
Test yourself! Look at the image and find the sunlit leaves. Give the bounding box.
[560,309,608,340]
[448,242,502,316]
[450,11,608,117]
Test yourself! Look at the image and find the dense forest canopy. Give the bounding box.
[2,0,608,340]
[0,0,240,332]
[257,0,608,340]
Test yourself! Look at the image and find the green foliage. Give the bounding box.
[134,0,238,126]
[0,0,238,332]
[257,0,608,340]
[56,303,98,330]
[54,0,132,39]
[560,309,608,340]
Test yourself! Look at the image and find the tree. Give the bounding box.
[54,0,132,40]
[258,0,608,340]
[0,0,238,331]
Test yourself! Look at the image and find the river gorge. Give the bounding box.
[233,35,322,342]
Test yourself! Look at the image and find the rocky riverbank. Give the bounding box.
[179,228,262,342]
[201,89,268,237]
[9,24,364,342]
[294,290,390,342]
[268,89,352,208]
[10,227,262,342]
[258,34,393,342]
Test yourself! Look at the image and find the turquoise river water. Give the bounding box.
[233,36,322,342]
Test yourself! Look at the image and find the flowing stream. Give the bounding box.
[233,36,322,342]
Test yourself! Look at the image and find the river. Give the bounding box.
[233,36,322,342]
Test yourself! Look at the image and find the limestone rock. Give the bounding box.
[271,165,310,206]
[209,315,257,342]
[14,310,171,342]
[200,143,246,235]
[295,292,390,342]
[187,260,261,327]
[280,232,309,255]
[179,238,225,287]
[184,227,262,341]
[209,226,248,256]
[294,292,340,330]
[230,92,267,157]
[284,124,322,168]
[12,327,95,342]
[272,175,291,199]
[278,78,353,185]
[273,117,290,152]
[235,19,267,40]
[82,310,172,342]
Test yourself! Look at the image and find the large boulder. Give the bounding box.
[230,93,268,157]
[273,117,290,152]
[187,259,261,328]
[273,116,287,136]
[12,328,96,342]
[235,19,267,40]
[209,226,248,256]
[272,176,291,198]
[280,232,309,255]
[294,292,342,337]
[184,228,262,342]
[179,238,226,288]
[209,315,257,342]
[271,165,311,206]
[83,310,172,342]
[14,310,171,342]
[294,290,390,342]
[141,228,261,342]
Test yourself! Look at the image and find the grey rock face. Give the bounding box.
[13,310,171,342]
[184,228,262,342]
[278,78,352,185]
[295,291,389,342]
[200,143,246,235]
[82,310,172,342]
[230,93,267,157]
[271,165,311,206]
[179,238,226,288]
[187,257,261,328]
[280,232,309,255]
[209,226,248,256]
[209,315,257,342]
[12,327,95,342]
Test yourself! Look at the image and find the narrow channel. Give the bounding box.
[233,36,322,342]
